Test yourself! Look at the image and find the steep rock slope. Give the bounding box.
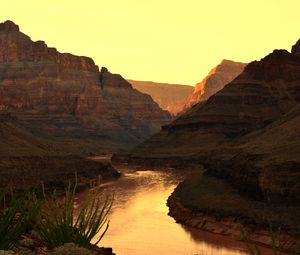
[177,60,247,113]
[0,115,56,157]
[0,20,171,153]
[128,79,194,116]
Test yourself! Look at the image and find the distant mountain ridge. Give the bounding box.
[128,60,246,116]
[128,79,194,116]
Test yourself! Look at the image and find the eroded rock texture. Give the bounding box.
[176,60,247,114]
[0,20,171,153]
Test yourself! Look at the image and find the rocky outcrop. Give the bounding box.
[128,80,194,116]
[0,20,171,154]
[291,39,300,57]
[173,60,246,114]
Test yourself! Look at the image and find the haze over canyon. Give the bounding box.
[0,10,299,255]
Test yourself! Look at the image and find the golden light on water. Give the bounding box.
[1,0,300,84]
[87,170,251,255]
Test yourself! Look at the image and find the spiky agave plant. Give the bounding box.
[38,179,113,249]
[0,192,40,250]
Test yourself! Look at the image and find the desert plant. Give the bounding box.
[0,193,40,250]
[38,180,113,249]
[51,243,94,255]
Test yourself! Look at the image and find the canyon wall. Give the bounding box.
[128,79,194,116]
[0,20,171,153]
[177,60,247,114]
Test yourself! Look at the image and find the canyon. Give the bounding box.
[128,79,194,116]
[0,20,171,155]
[0,18,299,255]
[116,39,300,245]
[130,60,247,116]
[0,19,172,195]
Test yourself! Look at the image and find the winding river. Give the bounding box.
[79,163,270,255]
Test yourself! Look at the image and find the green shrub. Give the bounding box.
[51,243,94,255]
[0,193,39,250]
[38,181,113,248]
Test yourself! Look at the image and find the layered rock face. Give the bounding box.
[125,40,300,205]
[178,60,247,113]
[0,20,171,153]
[128,80,194,116]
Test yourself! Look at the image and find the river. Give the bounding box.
[78,163,266,255]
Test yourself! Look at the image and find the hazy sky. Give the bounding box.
[1,0,300,85]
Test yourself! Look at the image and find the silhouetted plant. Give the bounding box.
[38,179,113,248]
[0,192,40,250]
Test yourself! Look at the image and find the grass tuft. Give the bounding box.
[38,179,113,248]
[0,192,40,250]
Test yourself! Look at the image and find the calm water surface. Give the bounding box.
[79,165,261,255]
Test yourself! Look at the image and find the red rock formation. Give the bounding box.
[0,20,171,153]
[177,60,247,114]
[128,80,194,116]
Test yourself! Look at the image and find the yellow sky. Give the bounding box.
[1,0,300,85]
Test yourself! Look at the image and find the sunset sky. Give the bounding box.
[1,0,300,85]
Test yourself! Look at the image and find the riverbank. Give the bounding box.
[167,172,299,253]
[0,155,119,255]
[8,234,115,255]
[0,155,120,195]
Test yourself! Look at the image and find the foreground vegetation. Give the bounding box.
[0,193,39,250]
[0,181,113,254]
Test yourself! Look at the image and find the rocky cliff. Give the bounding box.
[121,39,300,219]
[128,80,194,116]
[177,60,247,113]
[0,20,171,153]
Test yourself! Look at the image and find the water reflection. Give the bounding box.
[82,169,251,255]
